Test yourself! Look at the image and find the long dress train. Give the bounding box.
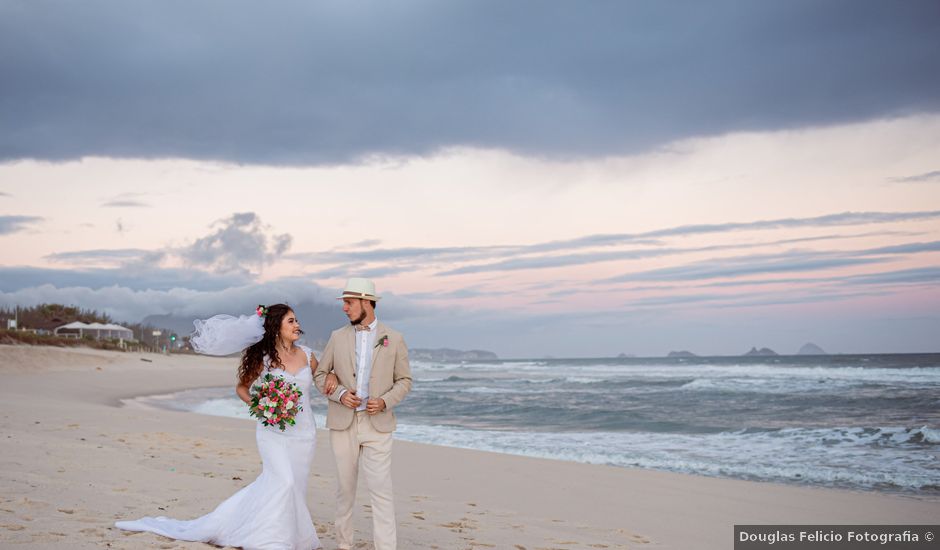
[116,345,321,550]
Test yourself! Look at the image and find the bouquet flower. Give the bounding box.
[249,373,303,431]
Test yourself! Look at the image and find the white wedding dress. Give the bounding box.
[116,345,322,550]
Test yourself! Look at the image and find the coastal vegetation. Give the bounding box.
[0,303,180,352]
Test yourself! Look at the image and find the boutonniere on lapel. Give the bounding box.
[375,335,389,349]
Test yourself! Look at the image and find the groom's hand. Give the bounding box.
[340,390,362,409]
[366,398,386,415]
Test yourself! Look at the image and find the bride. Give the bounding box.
[116,304,338,550]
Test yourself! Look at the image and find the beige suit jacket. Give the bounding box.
[313,322,413,433]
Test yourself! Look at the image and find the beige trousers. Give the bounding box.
[330,411,396,550]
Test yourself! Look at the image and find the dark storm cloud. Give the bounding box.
[605,254,889,284]
[845,266,940,286]
[629,289,892,310]
[0,1,937,164]
[180,212,292,274]
[664,266,940,292]
[604,240,940,284]
[0,215,42,234]
[0,265,249,293]
[890,170,940,183]
[304,263,417,280]
[45,248,159,265]
[101,192,153,208]
[43,212,291,275]
[290,210,940,277]
[102,200,151,207]
[436,232,907,276]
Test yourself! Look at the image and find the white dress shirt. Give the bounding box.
[339,318,377,411]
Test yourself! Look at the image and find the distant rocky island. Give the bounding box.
[743,347,778,356]
[797,342,827,355]
[410,348,498,361]
[667,350,698,358]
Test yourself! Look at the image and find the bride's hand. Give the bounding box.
[324,373,338,395]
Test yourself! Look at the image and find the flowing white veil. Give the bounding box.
[190,313,265,356]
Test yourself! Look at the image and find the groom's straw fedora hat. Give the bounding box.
[337,277,382,301]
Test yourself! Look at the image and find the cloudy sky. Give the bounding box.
[1,1,939,357]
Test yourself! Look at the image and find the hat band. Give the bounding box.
[342,291,375,298]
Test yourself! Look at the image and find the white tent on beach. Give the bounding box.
[54,322,134,341]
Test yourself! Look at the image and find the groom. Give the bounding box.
[314,278,413,550]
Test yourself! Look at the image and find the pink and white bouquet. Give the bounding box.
[249,374,303,431]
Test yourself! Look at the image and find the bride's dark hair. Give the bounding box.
[238,303,294,387]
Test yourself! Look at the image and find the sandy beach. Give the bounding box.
[1,345,937,550]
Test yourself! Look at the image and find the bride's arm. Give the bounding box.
[309,352,338,395]
[315,337,347,401]
[235,381,252,405]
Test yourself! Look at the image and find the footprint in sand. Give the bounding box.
[439,517,479,533]
[2,524,25,531]
[20,497,48,509]
[411,512,425,520]
[76,517,99,524]
[617,528,650,544]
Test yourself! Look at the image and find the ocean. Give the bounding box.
[133,354,940,496]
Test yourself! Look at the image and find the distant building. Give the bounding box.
[54,322,134,342]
